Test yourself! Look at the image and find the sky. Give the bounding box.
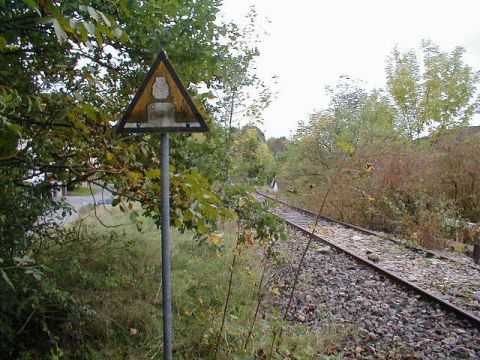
[220,0,480,138]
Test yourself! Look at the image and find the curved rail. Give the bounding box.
[255,191,480,328]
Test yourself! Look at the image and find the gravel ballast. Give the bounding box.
[266,228,480,359]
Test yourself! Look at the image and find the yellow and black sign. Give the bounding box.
[117,50,208,133]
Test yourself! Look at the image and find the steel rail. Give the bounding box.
[256,191,480,328]
[256,191,480,271]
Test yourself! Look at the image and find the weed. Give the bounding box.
[10,206,347,359]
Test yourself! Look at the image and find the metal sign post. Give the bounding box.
[117,50,209,360]
[161,133,172,359]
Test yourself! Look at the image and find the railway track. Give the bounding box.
[265,229,480,359]
[255,191,480,329]
[257,191,480,270]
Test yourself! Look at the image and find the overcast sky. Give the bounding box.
[220,0,480,138]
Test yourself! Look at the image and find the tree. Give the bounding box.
[301,78,398,155]
[266,136,288,158]
[277,41,480,249]
[0,1,265,355]
[386,47,422,139]
[231,126,275,184]
[386,41,480,139]
[203,6,276,182]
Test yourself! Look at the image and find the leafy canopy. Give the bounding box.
[0,1,280,356]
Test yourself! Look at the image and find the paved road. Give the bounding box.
[61,188,113,224]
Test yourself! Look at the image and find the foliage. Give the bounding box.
[266,136,288,158]
[276,41,480,248]
[326,78,398,149]
[0,0,278,357]
[198,6,276,183]
[230,126,276,185]
[4,204,336,359]
[288,77,399,163]
[280,126,480,249]
[0,0,255,234]
[386,41,480,139]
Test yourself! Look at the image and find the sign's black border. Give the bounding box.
[116,50,208,134]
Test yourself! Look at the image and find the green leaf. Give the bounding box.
[0,36,6,51]
[336,140,355,154]
[6,123,21,137]
[94,29,104,46]
[197,220,208,234]
[129,211,139,221]
[97,24,114,40]
[83,22,96,36]
[21,0,42,16]
[51,18,68,44]
[1,269,15,290]
[98,10,112,27]
[118,0,131,16]
[13,255,35,266]
[77,22,89,42]
[25,268,43,281]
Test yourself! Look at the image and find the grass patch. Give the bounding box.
[44,206,346,359]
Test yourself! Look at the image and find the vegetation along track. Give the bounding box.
[255,191,480,328]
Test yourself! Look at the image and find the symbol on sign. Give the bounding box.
[153,77,170,100]
[147,76,176,127]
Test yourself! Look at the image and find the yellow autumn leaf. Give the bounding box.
[209,233,223,246]
[337,140,355,154]
[362,191,375,202]
[259,237,269,246]
[146,169,162,179]
[106,152,114,161]
[271,287,281,296]
[184,310,195,318]
[245,232,254,246]
[364,163,375,172]
[127,170,143,183]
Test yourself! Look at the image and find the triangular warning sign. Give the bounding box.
[117,50,208,133]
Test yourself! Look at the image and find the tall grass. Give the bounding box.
[45,206,345,359]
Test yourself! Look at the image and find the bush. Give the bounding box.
[278,130,480,248]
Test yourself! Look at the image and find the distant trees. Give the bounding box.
[324,78,399,150]
[266,136,288,158]
[230,126,275,184]
[386,40,480,140]
[276,41,480,247]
